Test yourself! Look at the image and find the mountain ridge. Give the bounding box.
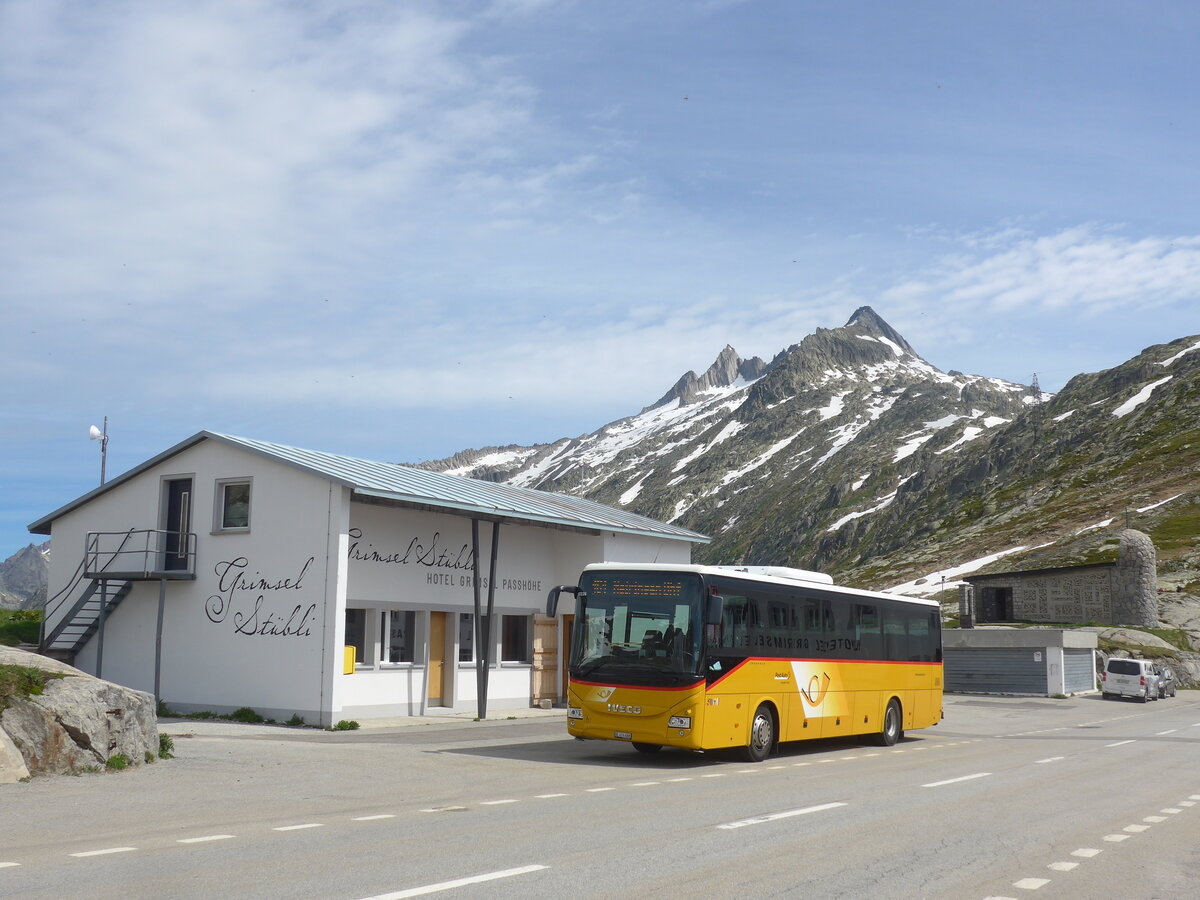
[422,309,1199,607]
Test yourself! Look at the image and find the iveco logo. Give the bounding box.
[607,704,642,715]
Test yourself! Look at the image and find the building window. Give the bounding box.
[214,479,251,531]
[501,615,531,663]
[381,610,416,664]
[459,613,475,663]
[345,608,367,666]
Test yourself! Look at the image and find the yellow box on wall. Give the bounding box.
[343,645,356,674]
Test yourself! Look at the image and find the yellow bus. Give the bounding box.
[547,563,942,761]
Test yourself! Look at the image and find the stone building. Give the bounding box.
[961,529,1158,628]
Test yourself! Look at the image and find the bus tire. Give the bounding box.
[744,704,774,762]
[632,742,662,754]
[876,698,903,747]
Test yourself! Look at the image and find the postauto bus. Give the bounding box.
[546,563,943,761]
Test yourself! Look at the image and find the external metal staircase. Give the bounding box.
[40,528,195,665]
[42,578,133,658]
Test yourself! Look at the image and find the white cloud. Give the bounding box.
[883,226,1200,318]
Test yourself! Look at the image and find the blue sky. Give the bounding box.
[3,0,1199,560]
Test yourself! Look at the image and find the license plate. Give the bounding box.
[614,731,632,740]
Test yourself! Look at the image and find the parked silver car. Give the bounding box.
[1154,664,1177,698]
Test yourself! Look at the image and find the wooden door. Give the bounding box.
[427,612,446,705]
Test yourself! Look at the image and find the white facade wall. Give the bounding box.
[62,442,344,723]
[43,437,700,723]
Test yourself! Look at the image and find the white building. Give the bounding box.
[28,432,706,725]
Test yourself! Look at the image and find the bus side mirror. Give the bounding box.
[546,585,579,618]
[705,593,724,625]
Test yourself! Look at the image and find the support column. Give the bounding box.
[95,579,107,678]
[154,578,167,704]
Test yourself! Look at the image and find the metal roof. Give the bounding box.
[29,431,708,545]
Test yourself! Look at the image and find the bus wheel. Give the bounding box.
[876,699,903,747]
[632,742,662,754]
[744,705,774,762]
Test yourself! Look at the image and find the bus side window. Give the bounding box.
[855,604,881,658]
[719,595,750,648]
[883,605,908,662]
[907,610,931,662]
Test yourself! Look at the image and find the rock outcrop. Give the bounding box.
[0,646,159,781]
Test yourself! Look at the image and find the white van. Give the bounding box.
[1102,658,1159,702]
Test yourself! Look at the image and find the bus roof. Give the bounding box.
[581,562,940,608]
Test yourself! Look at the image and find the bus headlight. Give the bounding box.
[668,716,691,729]
[568,707,583,720]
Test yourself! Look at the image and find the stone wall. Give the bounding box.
[1013,568,1113,623]
[1112,529,1158,627]
[967,530,1160,627]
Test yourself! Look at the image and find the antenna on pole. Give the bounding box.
[89,416,109,485]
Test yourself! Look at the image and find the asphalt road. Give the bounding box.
[2,693,1198,899]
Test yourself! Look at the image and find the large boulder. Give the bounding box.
[0,646,159,779]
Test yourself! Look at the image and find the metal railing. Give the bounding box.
[84,528,197,579]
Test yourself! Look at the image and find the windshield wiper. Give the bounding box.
[576,657,616,677]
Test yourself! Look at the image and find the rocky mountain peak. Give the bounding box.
[844,306,919,357]
[649,344,767,410]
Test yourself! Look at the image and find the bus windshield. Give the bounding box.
[571,571,704,687]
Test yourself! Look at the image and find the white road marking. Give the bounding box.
[353,815,397,821]
[1105,740,1136,748]
[1103,834,1130,842]
[419,807,465,813]
[70,847,137,858]
[177,834,235,843]
[1192,795,1200,800]
[1071,848,1101,858]
[358,864,548,900]
[838,756,859,761]
[1013,877,1050,889]
[1161,808,1182,814]
[739,768,764,773]
[632,782,659,787]
[668,777,693,782]
[1144,816,1167,823]
[1178,800,1196,807]
[716,801,846,830]
[586,787,614,792]
[1156,729,1177,735]
[701,774,726,778]
[922,772,992,788]
[274,823,324,832]
[0,862,20,869]
[1035,757,1064,764]
[535,793,567,799]
[1048,861,1078,872]
[480,800,518,806]
[1123,824,1150,833]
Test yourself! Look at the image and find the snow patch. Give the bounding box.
[1159,339,1200,367]
[1112,376,1173,418]
[818,391,851,421]
[618,470,655,506]
[888,545,1045,596]
[936,426,984,455]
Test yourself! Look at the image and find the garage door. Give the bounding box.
[1063,648,1096,694]
[944,647,1046,694]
